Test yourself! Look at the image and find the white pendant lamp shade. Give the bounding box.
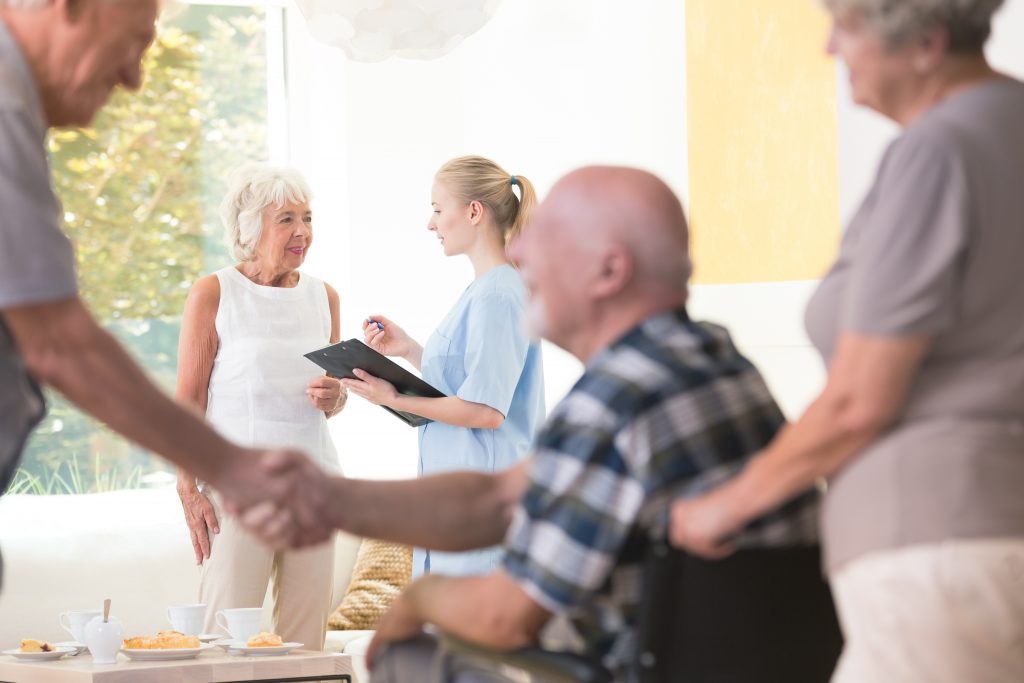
[295,0,502,62]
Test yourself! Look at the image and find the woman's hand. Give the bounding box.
[341,368,399,407]
[669,488,744,560]
[363,315,413,359]
[176,481,219,565]
[308,376,347,416]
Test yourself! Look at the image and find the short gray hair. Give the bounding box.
[220,163,313,262]
[822,0,1004,52]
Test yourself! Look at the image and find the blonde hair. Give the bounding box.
[822,0,1004,52]
[434,155,536,246]
[220,163,313,262]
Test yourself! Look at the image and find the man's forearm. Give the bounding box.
[327,465,527,550]
[4,297,239,485]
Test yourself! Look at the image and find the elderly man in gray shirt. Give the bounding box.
[0,0,334,583]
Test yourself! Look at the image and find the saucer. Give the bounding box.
[196,634,222,643]
[227,641,302,656]
[54,641,88,656]
[212,638,241,651]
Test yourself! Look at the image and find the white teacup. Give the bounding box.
[214,607,262,642]
[59,609,102,644]
[166,603,206,636]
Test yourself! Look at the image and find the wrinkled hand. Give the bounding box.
[215,448,336,550]
[363,315,411,359]
[177,484,219,565]
[669,492,742,560]
[308,376,347,414]
[366,593,424,671]
[341,368,398,407]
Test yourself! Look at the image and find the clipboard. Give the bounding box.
[304,338,446,427]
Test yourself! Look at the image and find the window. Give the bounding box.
[9,5,283,494]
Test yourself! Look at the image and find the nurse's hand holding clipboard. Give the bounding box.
[343,368,399,406]
[342,313,505,430]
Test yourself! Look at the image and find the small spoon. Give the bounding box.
[103,598,111,623]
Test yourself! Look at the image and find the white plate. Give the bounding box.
[196,634,222,643]
[227,642,303,656]
[121,643,215,661]
[55,641,88,656]
[3,646,76,661]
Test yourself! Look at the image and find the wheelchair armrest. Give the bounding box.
[437,633,613,683]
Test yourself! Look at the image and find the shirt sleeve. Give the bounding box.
[455,290,529,416]
[844,128,970,337]
[500,414,645,613]
[0,105,78,309]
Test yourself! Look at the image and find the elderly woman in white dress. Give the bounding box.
[174,164,346,650]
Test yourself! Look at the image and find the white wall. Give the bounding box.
[282,0,1024,477]
[284,0,688,478]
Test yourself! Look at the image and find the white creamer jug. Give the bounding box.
[84,615,124,664]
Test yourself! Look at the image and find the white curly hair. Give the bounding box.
[220,164,314,262]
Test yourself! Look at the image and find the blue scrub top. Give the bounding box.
[416,264,545,577]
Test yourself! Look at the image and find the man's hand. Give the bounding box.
[366,593,425,671]
[215,448,336,549]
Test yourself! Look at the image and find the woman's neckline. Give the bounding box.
[233,264,302,289]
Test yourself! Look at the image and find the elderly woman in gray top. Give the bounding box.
[671,1,1024,681]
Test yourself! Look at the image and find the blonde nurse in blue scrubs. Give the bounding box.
[341,155,545,577]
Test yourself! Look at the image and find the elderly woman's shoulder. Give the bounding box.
[903,79,1024,148]
[190,273,221,296]
[183,273,222,313]
[888,109,976,171]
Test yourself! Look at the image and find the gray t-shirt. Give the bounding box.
[806,78,1024,572]
[0,19,78,494]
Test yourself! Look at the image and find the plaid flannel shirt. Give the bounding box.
[501,309,820,677]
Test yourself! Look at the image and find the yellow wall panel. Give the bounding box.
[686,0,840,283]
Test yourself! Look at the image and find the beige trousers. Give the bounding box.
[831,538,1024,683]
[199,493,334,651]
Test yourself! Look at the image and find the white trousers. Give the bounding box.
[198,493,335,651]
[831,538,1024,683]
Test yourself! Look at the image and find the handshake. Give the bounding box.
[193,447,340,554]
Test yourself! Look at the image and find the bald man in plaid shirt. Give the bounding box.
[244,167,821,682]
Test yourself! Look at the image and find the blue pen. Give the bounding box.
[368,319,384,331]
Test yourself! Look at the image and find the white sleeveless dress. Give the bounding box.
[206,266,339,472]
[199,266,340,651]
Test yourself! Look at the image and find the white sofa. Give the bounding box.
[0,489,372,682]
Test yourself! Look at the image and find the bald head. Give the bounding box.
[510,166,692,362]
[547,166,692,299]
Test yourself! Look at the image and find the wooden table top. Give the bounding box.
[0,649,353,682]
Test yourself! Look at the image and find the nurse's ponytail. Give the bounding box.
[435,156,536,249]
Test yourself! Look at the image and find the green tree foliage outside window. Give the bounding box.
[8,6,273,495]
